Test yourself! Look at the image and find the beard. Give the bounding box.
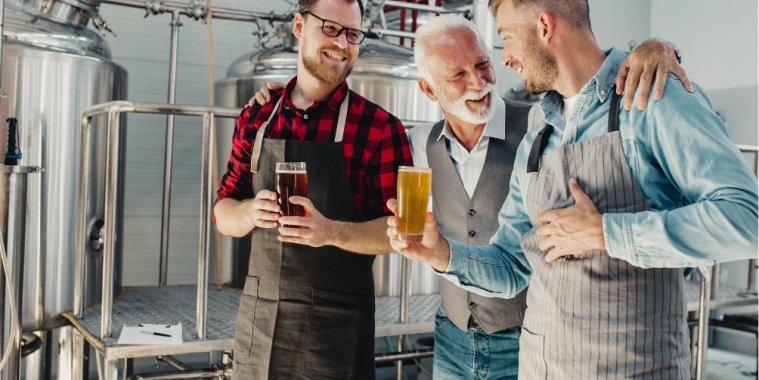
[431,80,498,125]
[517,34,559,95]
[301,35,354,85]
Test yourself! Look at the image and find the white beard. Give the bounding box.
[431,81,497,125]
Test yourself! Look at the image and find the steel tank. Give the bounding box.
[0,0,127,331]
[215,31,441,296]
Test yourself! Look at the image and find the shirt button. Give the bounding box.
[303,114,308,120]
[468,230,476,237]
[600,90,606,96]
[469,209,476,217]
[469,302,476,308]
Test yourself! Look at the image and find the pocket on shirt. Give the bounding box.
[518,327,547,379]
[622,140,640,179]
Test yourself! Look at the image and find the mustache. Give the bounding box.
[461,82,496,101]
[510,60,522,70]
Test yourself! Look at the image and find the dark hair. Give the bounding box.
[299,0,365,19]
[488,0,591,31]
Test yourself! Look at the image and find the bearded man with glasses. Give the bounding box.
[213,0,412,379]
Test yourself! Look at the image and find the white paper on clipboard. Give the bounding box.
[116,323,183,346]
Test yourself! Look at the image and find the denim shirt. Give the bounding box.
[440,47,759,299]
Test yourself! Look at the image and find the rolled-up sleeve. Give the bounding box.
[213,108,255,223]
[604,77,758,268]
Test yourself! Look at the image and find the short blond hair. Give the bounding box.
[488,0,591,31]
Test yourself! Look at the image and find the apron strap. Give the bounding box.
[333,93,350,143]
[250,92,351,173]
[250,97,283,173]
[526,124,553,173]
[526,86,622,173]
[607,85,621,133]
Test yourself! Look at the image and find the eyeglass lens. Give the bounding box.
[318,19,364,44]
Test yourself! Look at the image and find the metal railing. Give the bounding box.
[73,101,242,341]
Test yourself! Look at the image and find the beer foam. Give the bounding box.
[276,170,307,174]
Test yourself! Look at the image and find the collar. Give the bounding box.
[539,47,626,122]
[436,95,507,142]
[280,76,349,112]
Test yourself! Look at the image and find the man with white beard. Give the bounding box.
[248,13,688,378]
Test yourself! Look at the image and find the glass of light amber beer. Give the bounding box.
[396,166,432,242]
[276,162,308,227]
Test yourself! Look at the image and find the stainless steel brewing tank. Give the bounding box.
[0,1,127,331]
[215,37,441,296]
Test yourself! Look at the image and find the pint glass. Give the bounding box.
[276,162,308,226]
[396,166,432,242]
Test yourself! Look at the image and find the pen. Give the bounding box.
[141,331,171,337]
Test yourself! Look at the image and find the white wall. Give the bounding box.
[650,0,758,150]
[650,0,758,91]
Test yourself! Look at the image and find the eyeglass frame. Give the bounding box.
[302,11,367,45]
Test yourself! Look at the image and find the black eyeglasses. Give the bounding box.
[303,11,367,45]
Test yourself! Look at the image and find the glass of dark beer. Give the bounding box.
[276,162,308,227]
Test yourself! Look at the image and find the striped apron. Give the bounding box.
[518,88,691,379]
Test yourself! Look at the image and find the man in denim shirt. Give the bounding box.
[386,0,758,377]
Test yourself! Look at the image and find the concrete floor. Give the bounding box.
[705,347,758,380]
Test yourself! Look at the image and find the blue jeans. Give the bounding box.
[433,307,521,380]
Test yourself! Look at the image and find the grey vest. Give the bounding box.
[426,99,530,334]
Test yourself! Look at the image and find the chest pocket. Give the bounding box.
[622,139,640,181]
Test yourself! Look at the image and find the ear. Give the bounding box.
[293,13,305,39]
[418,78,438,102]
[537,12,554,44]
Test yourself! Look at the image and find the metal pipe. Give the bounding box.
[196,112,215,339]
[156,356,192,371]
[371,28,416,40]
[399,5,405,46]
[83,101,241,119]
[0,0,7,97]
[99,0,289,23]
[695,266,712,380]
[368,0,389,24]
[736,144,759,152]
[383,0,456,13]
[374,348,434,363]
[0,165,39,380]
[127,368,225,380]
[395,335,404,380]
[159,10,182,287]
[101,111,121,339]
[399,256,410,323]
[710,263,720,300]
[396,255,411,380]
[74,114,92,317]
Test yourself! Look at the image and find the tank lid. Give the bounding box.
[226,37,420,80]
[3,1,111,59]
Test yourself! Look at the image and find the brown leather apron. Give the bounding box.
[233,93,376,380]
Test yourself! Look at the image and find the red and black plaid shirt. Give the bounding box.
[216,77,413,221]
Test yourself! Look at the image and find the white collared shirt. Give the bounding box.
[407,97,507,201]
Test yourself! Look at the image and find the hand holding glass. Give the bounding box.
[396,166,432,242]
[276,162,308,227]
